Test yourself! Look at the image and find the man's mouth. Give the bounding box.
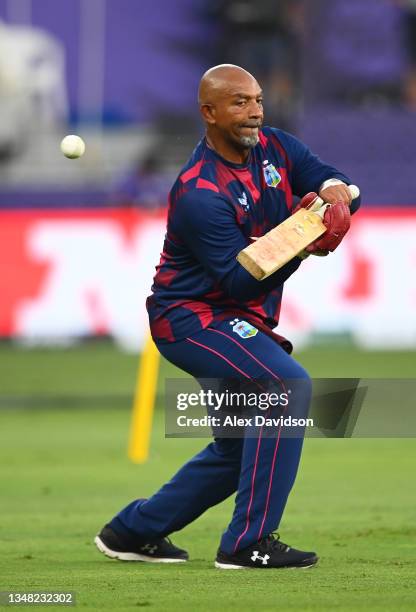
[239,126,260,136]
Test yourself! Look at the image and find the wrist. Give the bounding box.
[319,178,346,193]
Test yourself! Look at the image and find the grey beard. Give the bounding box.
[239,134,259,148]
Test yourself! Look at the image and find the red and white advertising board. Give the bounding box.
[1,208,415,349]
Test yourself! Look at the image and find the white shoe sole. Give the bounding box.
[94,536,187,563]
[214,561,247,569]
[214,560,317,570]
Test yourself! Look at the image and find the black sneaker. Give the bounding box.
[94,524,188,563]
[215,533,318,569]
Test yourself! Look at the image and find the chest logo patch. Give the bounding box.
[231,320,258,339]
[238,191,250,212]
[262,160,281,188]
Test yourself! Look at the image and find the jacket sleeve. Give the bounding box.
[275,130,361,214]
[174,189,301,302]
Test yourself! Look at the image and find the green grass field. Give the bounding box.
[1,342,415,611]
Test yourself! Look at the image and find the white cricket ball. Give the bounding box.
[60,134,85,159]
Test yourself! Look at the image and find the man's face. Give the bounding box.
[207,77,264,149]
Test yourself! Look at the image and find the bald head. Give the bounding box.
[197,64,264,161]
[198,64,259,105]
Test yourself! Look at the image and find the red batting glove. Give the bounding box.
[293,193,329,257]
[292,192,320,214]
[306,200,351,253]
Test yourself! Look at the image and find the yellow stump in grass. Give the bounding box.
[128,333,160,463]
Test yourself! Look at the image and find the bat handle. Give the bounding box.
[308,184,360,214]
[314,202,331,220]
[348,184,360,200]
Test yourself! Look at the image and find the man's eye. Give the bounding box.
[236,100,246,106]
[257,99,263,106]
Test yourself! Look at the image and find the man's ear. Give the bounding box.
[200,104,216,125]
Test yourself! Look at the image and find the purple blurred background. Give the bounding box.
[0,0,210,123]
[0,0,415,206]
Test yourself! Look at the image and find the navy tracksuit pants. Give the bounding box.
[110,319,311,554]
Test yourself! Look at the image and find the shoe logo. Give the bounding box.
[238,192,250,212]
[141,544,158,554]
[251,551,270,565]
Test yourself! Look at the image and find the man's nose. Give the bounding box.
[248,100,263,119]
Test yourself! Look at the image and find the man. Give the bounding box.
[95,65,360,569]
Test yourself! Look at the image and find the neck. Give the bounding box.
[206,133,250,165]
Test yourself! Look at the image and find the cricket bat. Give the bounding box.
[237,184,360,281]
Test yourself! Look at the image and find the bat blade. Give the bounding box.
[237,185,359,281]
[237,208,326,280]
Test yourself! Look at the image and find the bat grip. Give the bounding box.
[307,184,360,214]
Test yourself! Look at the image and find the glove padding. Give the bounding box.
[292,193,351,255]
[293,192,320,213]
[292,193,326,257]
[306,200,351,253]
